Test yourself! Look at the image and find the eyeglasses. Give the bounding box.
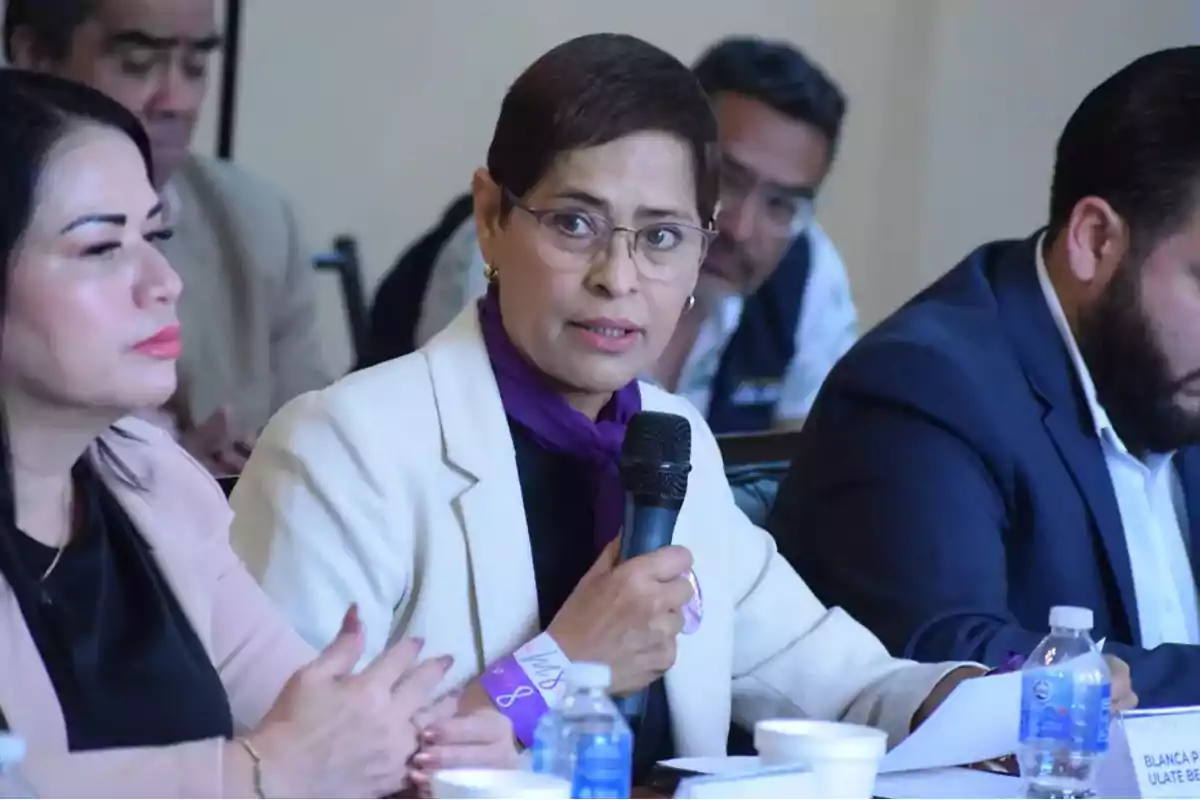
[505,190,716,282]
[718,155,815,237]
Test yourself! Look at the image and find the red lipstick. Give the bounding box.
[132,324,182,359]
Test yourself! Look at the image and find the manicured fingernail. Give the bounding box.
[439,654,455,669]
[413,752,435,768]
[341,604,360,633]
[423,728,441,744]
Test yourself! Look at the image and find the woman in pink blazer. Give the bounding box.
[0,71,515,797]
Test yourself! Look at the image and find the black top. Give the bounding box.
[1,460,233,750]
[509,421,674,783]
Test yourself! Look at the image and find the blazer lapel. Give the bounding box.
[991,236,1140,640]
[94,432,215,651]
[425,309,541,663]
[641,391,733,756]
[1174,449,1200,577]
[1041,408,1139,639]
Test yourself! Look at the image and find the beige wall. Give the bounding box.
[7,1,1199,371]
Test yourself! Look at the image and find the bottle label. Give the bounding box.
[571,732,632,799]
[1019,670,1111,752]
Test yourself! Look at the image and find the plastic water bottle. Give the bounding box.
[1018,606,1112,799]
[531,662,633,799]
[0,734,36,798]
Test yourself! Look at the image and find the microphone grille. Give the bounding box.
[620,412,692,504]
[621,411,692,466]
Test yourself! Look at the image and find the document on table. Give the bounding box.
[878,669,1022,773]
[875,767,1022,798]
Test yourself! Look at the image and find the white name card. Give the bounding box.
[1097,707,1200,798]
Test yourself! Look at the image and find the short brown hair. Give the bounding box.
[487,33,720,226]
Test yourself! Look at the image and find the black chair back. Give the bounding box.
[357,193,475,370]
[313,235,369,367]
[717,430,802,528]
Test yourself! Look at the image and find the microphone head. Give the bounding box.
[619,411,692,505]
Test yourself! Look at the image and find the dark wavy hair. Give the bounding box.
[0,70,155,543]
[487,33,720,227]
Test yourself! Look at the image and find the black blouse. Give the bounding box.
[509,421,674,784]
[0,459,233,750]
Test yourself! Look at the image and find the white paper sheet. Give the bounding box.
[878,669,1022,773]
[659,756,761,776]
[674,766,815,799]
[874,767,1022,798]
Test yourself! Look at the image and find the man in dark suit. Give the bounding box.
[769,47,1200,707]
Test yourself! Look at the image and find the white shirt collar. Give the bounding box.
[1031,233,1174,471]
[1034,232,1113,438]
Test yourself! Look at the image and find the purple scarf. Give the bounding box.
[478,288,641,549]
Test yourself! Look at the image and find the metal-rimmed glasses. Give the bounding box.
[504,189,716,282]
[718,154,815,237]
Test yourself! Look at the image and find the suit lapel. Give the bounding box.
[161,159,253,428]
[1041,408,1140,639]
[1174,449,1200,577]
[991,234,1140,640]
[425,310,541,662]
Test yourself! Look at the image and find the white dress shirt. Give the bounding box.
[416,218,858,424]
[1035,236,1198,647]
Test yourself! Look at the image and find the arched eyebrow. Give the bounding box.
[549,188,693,222]
[60,201,165,234]
[103,30,224,52]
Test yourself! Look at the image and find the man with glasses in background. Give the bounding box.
[384,36,856,434]
[663,36,855,433]
[4,0,331,475]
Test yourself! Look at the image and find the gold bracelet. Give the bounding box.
[235,737,266,799]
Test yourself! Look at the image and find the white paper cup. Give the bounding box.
[429,768,571,799]
[754,719,887,799]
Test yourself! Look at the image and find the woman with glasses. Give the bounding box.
[231,33,981,784]
[0,70,514,798]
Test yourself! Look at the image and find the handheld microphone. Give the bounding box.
[618,411,692,562]
[615,411,692,723]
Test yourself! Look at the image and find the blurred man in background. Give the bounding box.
[366,37,858,434]
[4,0,331,474]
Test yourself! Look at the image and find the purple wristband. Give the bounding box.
[480,655,549,747]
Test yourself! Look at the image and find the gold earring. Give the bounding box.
[483,262,498,283]
[685,295,696,312]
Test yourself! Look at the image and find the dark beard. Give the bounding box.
[1077,261,1200,455]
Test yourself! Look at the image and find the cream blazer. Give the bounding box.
[0,418,313,797]
[230,307,961,754]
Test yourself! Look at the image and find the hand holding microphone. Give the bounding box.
[547,538,694,696]
[547,411,696,701]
